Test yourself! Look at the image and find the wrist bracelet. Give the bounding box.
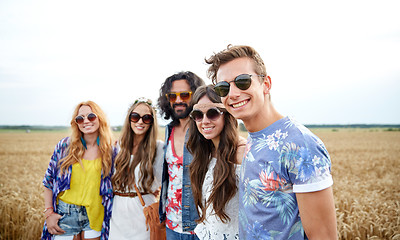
[45,211,54,219]
[43,207,53,213]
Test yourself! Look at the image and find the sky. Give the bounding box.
[0,0,399,126]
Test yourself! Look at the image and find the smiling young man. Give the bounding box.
[206,45,337,239]
[157,71,205,240]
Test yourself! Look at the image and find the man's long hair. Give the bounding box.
[187,85,239,223]
[158,71,205,127]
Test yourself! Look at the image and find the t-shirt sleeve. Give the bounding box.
[290,133,333,193]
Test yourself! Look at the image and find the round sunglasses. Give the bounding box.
[75,113,97,124]
[130,112,154,124]
[190,107,224,122]
[165,91,192,103]
[214,74,264,97]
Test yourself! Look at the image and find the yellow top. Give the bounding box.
[59,158,104,231]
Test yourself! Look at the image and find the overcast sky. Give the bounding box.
[1,0,399,126]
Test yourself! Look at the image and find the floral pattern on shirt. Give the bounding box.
[239,117,333,240]
[194,157,240,239]
[165,132,185,232]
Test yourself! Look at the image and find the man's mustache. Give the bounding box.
[173,103,188,108]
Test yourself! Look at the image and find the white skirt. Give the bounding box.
[109,193,157,240]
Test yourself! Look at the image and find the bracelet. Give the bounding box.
[43,207,53,213]
[45,210,54,219]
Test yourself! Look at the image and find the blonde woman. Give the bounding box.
[109,98,164,240]
[42,101,116,240]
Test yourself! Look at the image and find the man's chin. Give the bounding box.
[173,109,191,120]
[174,112,190,119]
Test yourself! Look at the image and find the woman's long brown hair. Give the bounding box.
[187,85,239,223]
[59,101,114,177]
[111,100,158,193]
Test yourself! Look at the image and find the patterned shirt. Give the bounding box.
[239,117,333,240]
[194,157,240,239]
[41,137,116,240]
[165,127,186,233]
[159,124,198,233]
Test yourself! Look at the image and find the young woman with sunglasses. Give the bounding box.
[187,85,246,240]
[41,101,116,240]
[109,98,164,240]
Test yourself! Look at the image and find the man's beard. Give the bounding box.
[172,103,192,120]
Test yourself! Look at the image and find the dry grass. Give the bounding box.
[0,131,69,240]
[0,128,399,239]
[314,129,400,240]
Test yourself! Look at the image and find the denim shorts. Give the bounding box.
[56,200,95,236]
[166,227,199,240]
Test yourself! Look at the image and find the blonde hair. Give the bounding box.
[59,101,114,177]
[112,100,159,193]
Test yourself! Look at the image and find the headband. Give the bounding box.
[134,97,153,106]
[192,103,225,111]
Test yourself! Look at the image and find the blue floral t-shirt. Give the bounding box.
[239,116,333,240]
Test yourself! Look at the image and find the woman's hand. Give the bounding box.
[46,212,66,235]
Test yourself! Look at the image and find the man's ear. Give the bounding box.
[263,76,272,95]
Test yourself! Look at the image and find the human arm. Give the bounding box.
[153,140,165,188]
[43,187,65,235]
[42,138,70,235]
[151,141,164,197]
[296,187,337,239]
[235,136,247,164]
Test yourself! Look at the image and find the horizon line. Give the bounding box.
[1,124,400,129]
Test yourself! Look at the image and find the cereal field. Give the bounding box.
[0,129,399,239]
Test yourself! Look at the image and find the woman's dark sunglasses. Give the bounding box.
[190,108,223,122]
[130,112,154,124]
[214,74,264,97]
[75,113,97,124]
[165,91,192,103]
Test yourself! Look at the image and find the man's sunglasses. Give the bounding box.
[190,107,224,122]
[214,74,264,97]
[75,113,97,124]
[130,112,154,124]
[165,91,192,103]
